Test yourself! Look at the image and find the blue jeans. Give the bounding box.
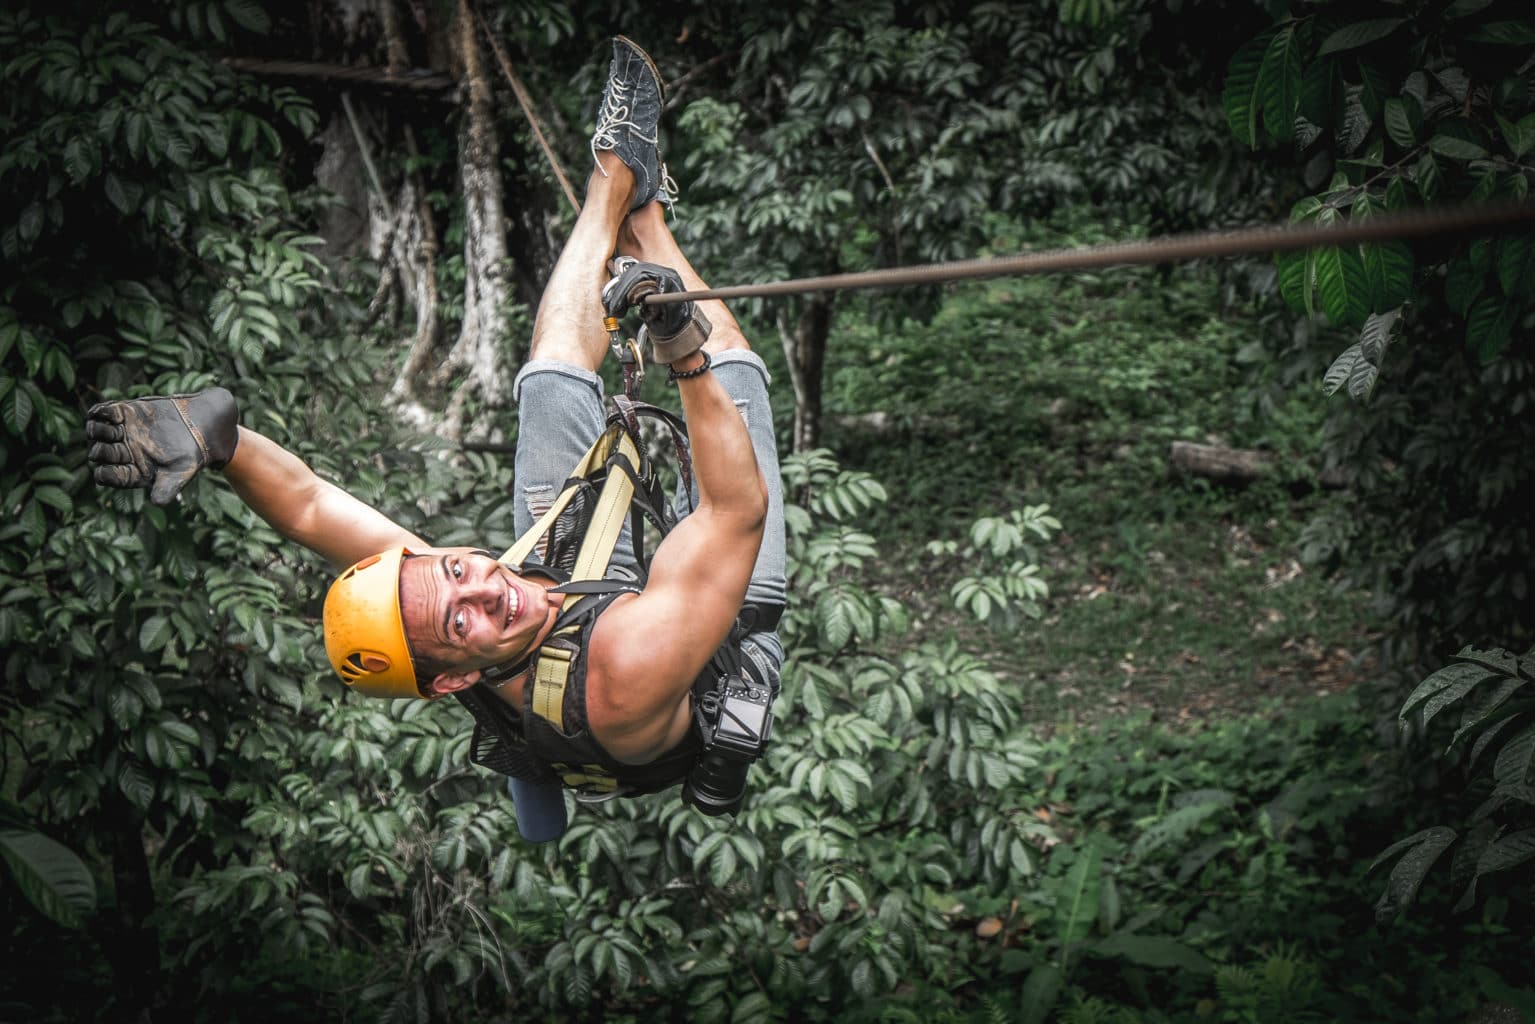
[510,351,786,675]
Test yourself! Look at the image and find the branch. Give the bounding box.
[663,51,734,112]
[222,57,456,96]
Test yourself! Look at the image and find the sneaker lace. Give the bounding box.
[590,74,658,175]
[657,162,679,210]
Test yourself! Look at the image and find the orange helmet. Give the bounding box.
[323,546,422,700]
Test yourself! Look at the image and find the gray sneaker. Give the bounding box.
[590,36,675,211]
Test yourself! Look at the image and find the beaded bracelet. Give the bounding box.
[666,350,712,385]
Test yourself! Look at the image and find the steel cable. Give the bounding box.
[640,200,1535,305]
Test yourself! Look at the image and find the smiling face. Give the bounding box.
[396,548,557,693]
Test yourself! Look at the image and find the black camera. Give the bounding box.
[683,673,774,816]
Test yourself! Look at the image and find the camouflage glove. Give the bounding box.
[601,258,712,364]
[86,388,238,506]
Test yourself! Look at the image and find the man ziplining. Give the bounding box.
[84,37,787,843]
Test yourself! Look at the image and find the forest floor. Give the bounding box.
[873,507,1382,730]
[799,217,1385,729]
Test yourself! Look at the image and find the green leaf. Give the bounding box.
[1223,30,1273,148]
[139,615,172,653]
[1498,234,1535,297]
[1322,343,1363,397]
[32,485,72,514]
[1258,26,1302,144]
[816,592,853,650]
[1465,294,1516,363]
[1298,59,1337,128]
[1471,716,1523,770]
[63,137,92,184]
[1448,678,1527,752]
[1057,836,1103,948]
[1402,660,1497,719]
[1018,964,1063,1024]
[1492,723,1535,784]
[117,759,154,810]
[1383,97,1421,148]
[1318,19,1406,55]
[1464,20,1535,45]
[1475,828,1535,876]
[1362,241,1413,310]
[224,0,273,33]
[2,385,34,435]
[1357,309,1399,367]
[1496,112,1535,159]
[1276,248,1316,314]
[1132,793,1235,859]
[0,829,97,928]
[1422,665,1497,727]
[1413,152,1441,200]
[1093,934,1215,973]
[103,173,139,215]
[1372,826,1457,920]
[1444,0,1494,16]
[1429,119,1491,161]
[1316,244,1370,327]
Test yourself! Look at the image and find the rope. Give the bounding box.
[339,92,393,220]
[471,6,582,215]
[640,200,1535,305]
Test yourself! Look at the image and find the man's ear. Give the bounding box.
[426,670,481,697]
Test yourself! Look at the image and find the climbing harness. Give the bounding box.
[452,393,778,815]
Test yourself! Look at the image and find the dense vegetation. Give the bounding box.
[1,1,1531,1021]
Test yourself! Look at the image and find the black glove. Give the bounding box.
[86,388,239,506]
[601,259,711,364]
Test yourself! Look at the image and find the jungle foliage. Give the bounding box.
[1217,0,1535,935]
[1,0,1532,1022]
[1222,0,1535,663]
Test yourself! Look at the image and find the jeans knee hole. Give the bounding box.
[524,486,555,559]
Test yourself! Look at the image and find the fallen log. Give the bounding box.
[1169,441,1347,489]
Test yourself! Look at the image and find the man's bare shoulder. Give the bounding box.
[584,592,697,763]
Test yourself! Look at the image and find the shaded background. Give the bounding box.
[2,0,1533,1020]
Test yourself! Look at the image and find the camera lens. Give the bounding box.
[683,752,749,816]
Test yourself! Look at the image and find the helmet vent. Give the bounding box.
[341,651,392,680]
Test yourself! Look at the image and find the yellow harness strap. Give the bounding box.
[497,422,644,788]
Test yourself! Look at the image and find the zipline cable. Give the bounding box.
[640,200,1535,305]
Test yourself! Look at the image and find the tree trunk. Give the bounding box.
[386,158,445,433]
[432,0,512,441]
[777,295,833,453]
[379,0,410,71]
[100,797,160,1022]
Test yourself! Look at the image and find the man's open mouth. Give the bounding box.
[504,577,520,631]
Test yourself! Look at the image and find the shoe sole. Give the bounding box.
[613,35,665,104]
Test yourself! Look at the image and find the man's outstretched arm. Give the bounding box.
[88,388,422,569]
[223,427,425,568]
